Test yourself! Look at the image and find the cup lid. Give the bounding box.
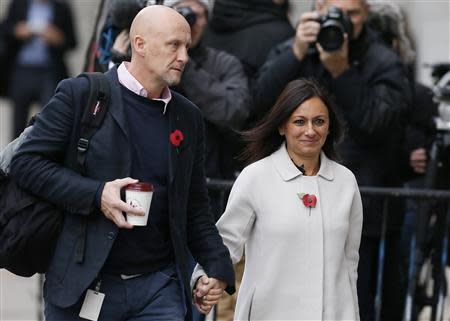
[125,182,154,192]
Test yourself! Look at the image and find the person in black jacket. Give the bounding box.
[253,1,411,320]
[203,0,294,81]
[2,0,77,139]
[368,7,439,318]
[171,0,251,190]
[10,6,234,321]
[368,2,438,180]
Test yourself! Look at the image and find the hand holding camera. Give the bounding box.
[293,6,353,70]
[293,11,321,61]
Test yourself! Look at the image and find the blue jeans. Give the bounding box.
[44,265,185,321]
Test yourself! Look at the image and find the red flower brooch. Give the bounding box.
[297,193,318,215]
[170,129,184,147]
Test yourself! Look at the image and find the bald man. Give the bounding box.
[10,5,235,321]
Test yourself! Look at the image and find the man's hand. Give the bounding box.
[317,34,350,78]
[41,24,65,46]
[292,11,320,61]
[14,21,32,41]
[410,148,427,174]
[101,177,145,229]
[193,276,226,315]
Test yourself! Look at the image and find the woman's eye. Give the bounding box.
[294,119,305,125]
[314,119,325,126]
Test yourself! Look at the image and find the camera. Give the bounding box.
[316,6,353,52]
[176,6,197,26]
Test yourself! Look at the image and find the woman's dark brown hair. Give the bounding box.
[240,78,344,165]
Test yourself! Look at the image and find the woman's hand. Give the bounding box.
[193,275,226,314]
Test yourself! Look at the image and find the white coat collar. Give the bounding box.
[270,143,334,182]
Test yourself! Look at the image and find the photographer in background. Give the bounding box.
[170,0,251,189]
[368,3,438,180]
[368,6,439,314]
[253,1,411,320]
[94,0,149,71]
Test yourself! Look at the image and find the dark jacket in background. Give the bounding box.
[174,44,251,179]
[203,0,294,80]
[401,82,438,180]
[254,26,412,236]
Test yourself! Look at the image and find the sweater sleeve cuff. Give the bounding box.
[95,182,105,209]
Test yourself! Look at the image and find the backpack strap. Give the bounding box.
[74,72,110,264]
[76,72,110,175]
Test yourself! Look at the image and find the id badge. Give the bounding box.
[79,289,105,321]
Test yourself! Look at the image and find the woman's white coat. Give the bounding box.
[193,143,363,320]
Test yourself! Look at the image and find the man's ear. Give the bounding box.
[133,35,146,56]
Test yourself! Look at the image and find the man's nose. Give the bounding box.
[178,47,189,64]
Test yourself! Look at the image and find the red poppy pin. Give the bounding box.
[170,129,184,147]
[297,193,318,215]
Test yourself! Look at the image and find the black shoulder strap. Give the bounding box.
[74,72,110,264]
[76,72,110,175]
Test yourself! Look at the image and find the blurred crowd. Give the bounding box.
[0,0,444,321]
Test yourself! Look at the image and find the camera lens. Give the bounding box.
[316,6,352,52]
[317,22,345,51]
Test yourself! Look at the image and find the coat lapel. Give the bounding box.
[106,68,129,138]
[168,99,184,185]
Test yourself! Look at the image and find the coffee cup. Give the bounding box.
[124,182,154,226]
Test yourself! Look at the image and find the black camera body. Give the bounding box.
[176,6,197,27]
[317,6,353,52]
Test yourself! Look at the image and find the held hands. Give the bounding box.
[193,276,226,315]
[100,177,145,229]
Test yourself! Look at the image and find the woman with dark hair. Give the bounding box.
[192,79,363,320]
[241,78,343,165]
